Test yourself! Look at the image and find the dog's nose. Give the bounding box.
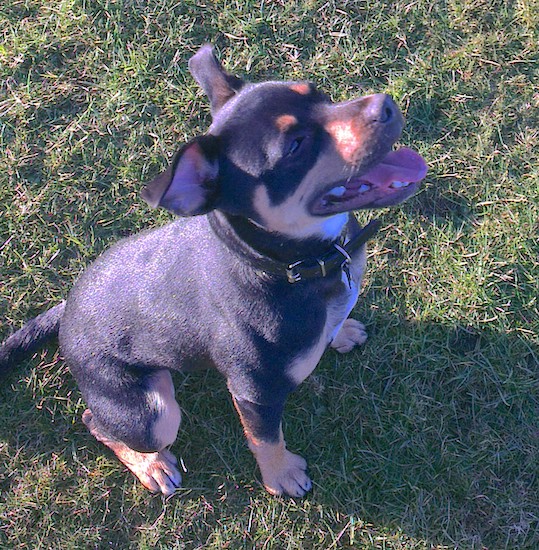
[364,93,396,124]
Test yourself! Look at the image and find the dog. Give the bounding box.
[0,45,427,497]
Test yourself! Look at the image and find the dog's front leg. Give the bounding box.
[232,396,312,497]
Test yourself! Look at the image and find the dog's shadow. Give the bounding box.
[1,311,536,548]
[304,314,538,548]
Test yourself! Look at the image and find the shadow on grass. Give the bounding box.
[311,315,538,548]
[0,314,537,548]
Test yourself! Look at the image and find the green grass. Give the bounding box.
[1,0,538,548]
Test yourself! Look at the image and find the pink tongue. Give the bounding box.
[361,147,427,185]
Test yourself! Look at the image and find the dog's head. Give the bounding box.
[142,45,427,240]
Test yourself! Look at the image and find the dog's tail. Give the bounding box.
[0,302,65,375]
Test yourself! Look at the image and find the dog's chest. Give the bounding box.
[326,243,366,340]
[327,270,360,341]
[288,248,366,385]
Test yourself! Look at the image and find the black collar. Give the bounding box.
[281,218,381,283]
[208,212,381,284]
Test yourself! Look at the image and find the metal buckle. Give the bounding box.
[316,258,327,277]
[333,243,352,267]
[287,243,352,284]
[286,260,303,283]
[334,243,353,288]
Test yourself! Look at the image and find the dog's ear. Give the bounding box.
[141,138,219,216]
[189,45,244,115]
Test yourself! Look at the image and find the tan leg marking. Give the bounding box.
[330,318,368,353]
[82,409,182,496]
[246,428,312,497]
[147,369,182,448]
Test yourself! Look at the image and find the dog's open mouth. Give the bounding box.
[311,148,428,215]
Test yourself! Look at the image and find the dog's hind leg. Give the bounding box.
[81,369,182,495]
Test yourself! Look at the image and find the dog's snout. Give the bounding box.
[364,93,396,124]
[323,93,404,164]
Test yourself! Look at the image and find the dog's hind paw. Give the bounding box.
[82,409,182,496]
[330,318,367,353]
[130,448,182,496]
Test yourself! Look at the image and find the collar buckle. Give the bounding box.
[332,242,352,268]
[316,258,327,277]
[334,243,353,289]
[286,260,303,284]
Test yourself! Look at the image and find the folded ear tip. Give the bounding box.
[189,44,218,72]
[140,186,158,208]
[197,43,215,56]
[141,139,219,217]
[141,167,173,208]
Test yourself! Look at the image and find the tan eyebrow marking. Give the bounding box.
[290,83,311,95]
[275,114,298,132]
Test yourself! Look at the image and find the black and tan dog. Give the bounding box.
[0,46,427,497]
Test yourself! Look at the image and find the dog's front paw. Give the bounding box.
[260,450,312,498]
[330,318,368,353]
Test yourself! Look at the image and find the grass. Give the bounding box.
[0,0,538,547]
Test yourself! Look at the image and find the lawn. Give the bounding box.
[1,0,538,548]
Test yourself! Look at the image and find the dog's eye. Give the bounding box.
[287,137,305,156]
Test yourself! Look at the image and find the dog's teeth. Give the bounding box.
[327,185,346,198]
[358,184,371,193]
[390,181,411,189]
[329,185,347,197]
